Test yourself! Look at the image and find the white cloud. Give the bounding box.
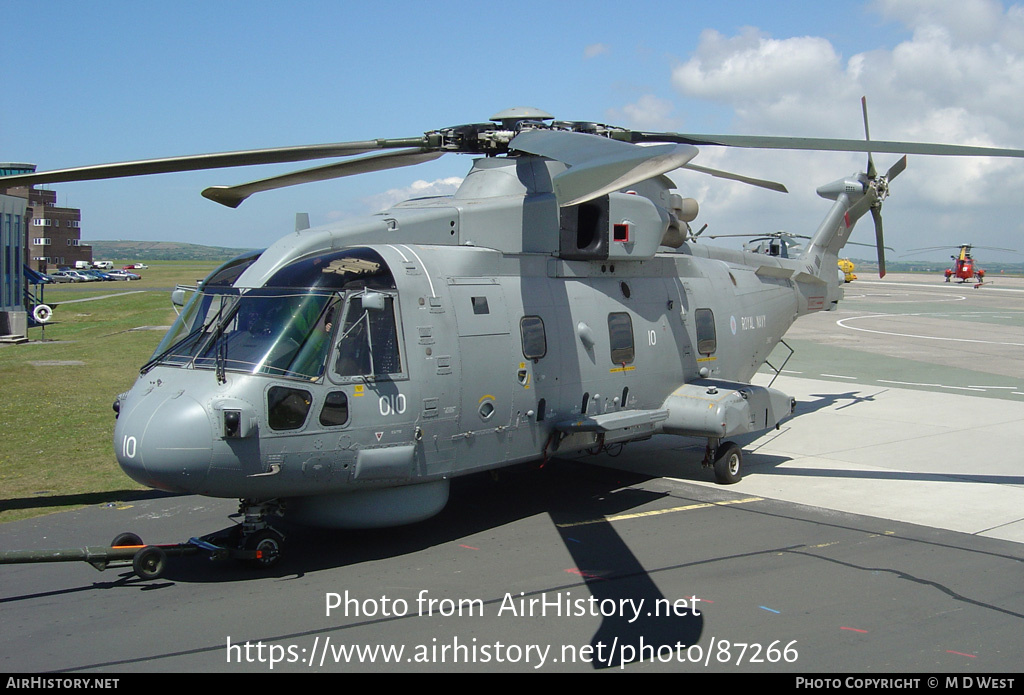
[871,0,1019,46]
[660,5,1024,252]
[606,95,682,131]
[584,43,609,59]
[671,28,849,128]
[357,177,464,213]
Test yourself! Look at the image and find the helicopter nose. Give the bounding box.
[115,391,214,493]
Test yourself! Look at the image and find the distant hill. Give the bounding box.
[845,257,1024,275]
[88,240,257,261]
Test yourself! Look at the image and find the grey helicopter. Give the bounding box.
[4,102,1023,569]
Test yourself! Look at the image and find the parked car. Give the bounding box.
[106,270,141,281]
[122,263,149,270]
[50,270,84,282]
[77,269,114,281]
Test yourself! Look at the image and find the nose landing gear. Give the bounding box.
[235,499,285,569]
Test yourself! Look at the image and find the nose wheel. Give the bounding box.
[235,499,285,569]
[242,528,284,569]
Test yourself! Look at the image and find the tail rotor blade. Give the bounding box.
[887,155,907,182]
[871,206,886,278]
[862,96,877,178]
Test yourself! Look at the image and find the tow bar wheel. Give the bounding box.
[111,532,143,548]
[132,546,167,580]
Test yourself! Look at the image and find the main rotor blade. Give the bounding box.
[201,149,444,208]
[901,246,959,256]
[553,144,697,207]
[624,132,1024,160]
[0,137,430,188]
[510,129,699,206]
[510,129,638,166]
[681,163,788,193]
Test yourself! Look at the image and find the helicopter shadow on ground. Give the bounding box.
[159,460,677,581]
[159,459,703,667]
[0,488,173,516]
[547,501,703,668]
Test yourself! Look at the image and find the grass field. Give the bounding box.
[0,261,219,523]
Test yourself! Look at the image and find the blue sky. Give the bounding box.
[5,0,1024,260]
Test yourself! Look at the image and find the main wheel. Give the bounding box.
[713,442,742,484]
[111,532,143,547]
[243,529,283,569]
[132,546,167,580]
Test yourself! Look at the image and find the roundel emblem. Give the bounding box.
[730,315,737,335]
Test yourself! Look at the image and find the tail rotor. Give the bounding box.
[861,97,906,278]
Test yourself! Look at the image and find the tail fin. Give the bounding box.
[801,98,906,290]
[795,153,904,315]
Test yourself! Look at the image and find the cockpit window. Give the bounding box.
[147,289,239,369]
[266,247,395,291]
[145,248,405,383]
[331,293,403,380]
[147,289,339,380]
[196,291,337,379]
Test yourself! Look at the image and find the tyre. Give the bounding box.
[132,546,167,580]
[713,442,742,484]
[243,529,283,569]
[111,532,143,547]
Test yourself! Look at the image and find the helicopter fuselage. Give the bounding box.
[113,154,855,528]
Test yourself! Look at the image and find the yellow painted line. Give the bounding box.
[555,496,763,528]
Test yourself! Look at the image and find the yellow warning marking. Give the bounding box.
[555,496,763,528]
[478,394,496,404]
[609,365,636,373]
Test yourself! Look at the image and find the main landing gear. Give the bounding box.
[703,438,743,485]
